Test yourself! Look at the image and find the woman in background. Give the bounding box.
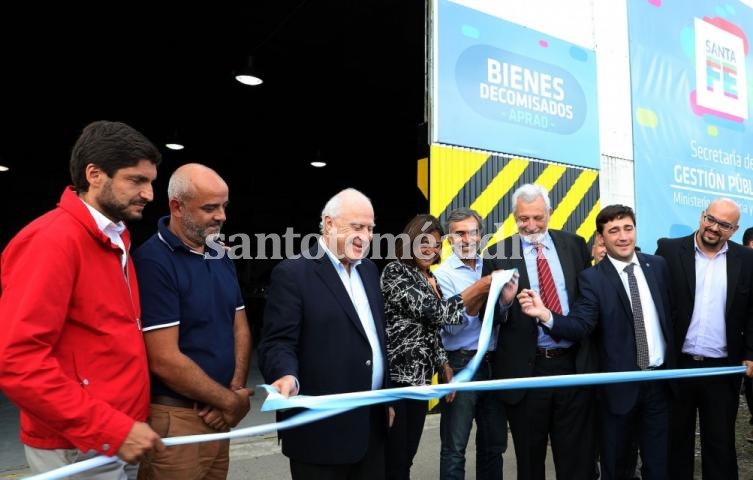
[381,214,491,480]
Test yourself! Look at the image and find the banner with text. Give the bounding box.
[432,0,599,168]
[628,0,753,247]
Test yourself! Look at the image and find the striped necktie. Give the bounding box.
[536,243,562,314]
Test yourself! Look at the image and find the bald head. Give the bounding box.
[164,163,230,251]
[706,197,740,224]
[697,197,741,254]
[168,163,228,202]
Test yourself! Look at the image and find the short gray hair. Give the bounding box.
[319,188,371,234]
[511,184,551,213]
[167,169,194,201]
[166,163,223,202]
[443,208,482,234]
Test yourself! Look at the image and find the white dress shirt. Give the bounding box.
[607,254,666,368]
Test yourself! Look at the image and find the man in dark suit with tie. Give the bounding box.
[257,188,391,480]
[482,183,595,480]
[519,204,674,480]
[655,197,753,480]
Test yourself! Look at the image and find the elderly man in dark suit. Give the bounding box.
[482,183,595,480]
[520,204,674,480]
[656,197,753,480]
[257,188,390,480]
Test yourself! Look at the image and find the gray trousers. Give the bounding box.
[25,446,137,480]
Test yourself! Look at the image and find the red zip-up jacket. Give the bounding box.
[0,187,150,455]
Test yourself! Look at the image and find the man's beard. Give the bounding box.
[520,231,546,244]
[698,228,722,248]
[184,213,222,246]
[98,182,144,222]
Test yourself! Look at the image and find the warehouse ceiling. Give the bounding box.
[0,1,428,250]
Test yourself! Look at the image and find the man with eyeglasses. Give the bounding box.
[656,197,753,479]
[743,227,753,445]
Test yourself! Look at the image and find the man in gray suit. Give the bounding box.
[482,184,595,480]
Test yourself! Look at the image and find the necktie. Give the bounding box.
[536,243,562,314]
[624,263,650,370]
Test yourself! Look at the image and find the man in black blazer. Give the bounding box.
[482,184,595,480]
[655,197,753,480]
[520,204,674,480]
[257,188,391,480]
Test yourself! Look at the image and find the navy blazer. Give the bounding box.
[656,234,753,365]
[482,229,597,404]
[257,243,389,464]
[550,252,675,415]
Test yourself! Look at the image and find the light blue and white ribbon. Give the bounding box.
[27,365,746,480]
[26,407,349,480]
[451,268,513,382]
[26,269,749,480]
[259,366,746,412]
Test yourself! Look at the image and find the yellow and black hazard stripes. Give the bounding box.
[429,144,600,248]
[417,157,429,200]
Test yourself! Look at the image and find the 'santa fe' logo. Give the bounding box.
[694,17,748,121]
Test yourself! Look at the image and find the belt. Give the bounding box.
[682,353,726,362]
[457,349,493,362]
[536,347,573,359]
[151,395,207,410]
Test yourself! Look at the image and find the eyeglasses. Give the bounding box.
[702,213,737,232]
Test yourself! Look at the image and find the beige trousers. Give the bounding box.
[137,403,230,480]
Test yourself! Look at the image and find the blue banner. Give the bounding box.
[433,0,599,168]
[629,0,753,248]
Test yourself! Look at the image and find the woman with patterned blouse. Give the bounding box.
[381,214,492,480]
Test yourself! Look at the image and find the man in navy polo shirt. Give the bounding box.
[134,163,252,480]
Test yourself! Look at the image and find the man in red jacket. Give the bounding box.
[0,120,164,479]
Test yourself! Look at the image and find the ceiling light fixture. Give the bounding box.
[165,130,185,151]
[310,150,327,168]
[0,165,8,172]
[236,0,309,87]
[235,56,263,86]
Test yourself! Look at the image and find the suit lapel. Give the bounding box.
[638,253,669,330]
[357,263,386,347]
[600,259,633,318]
[549,231,576,303]
[312,248,368,340]
[725,244,741,317]
[508,235,530,289]
[680,235,697,302]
